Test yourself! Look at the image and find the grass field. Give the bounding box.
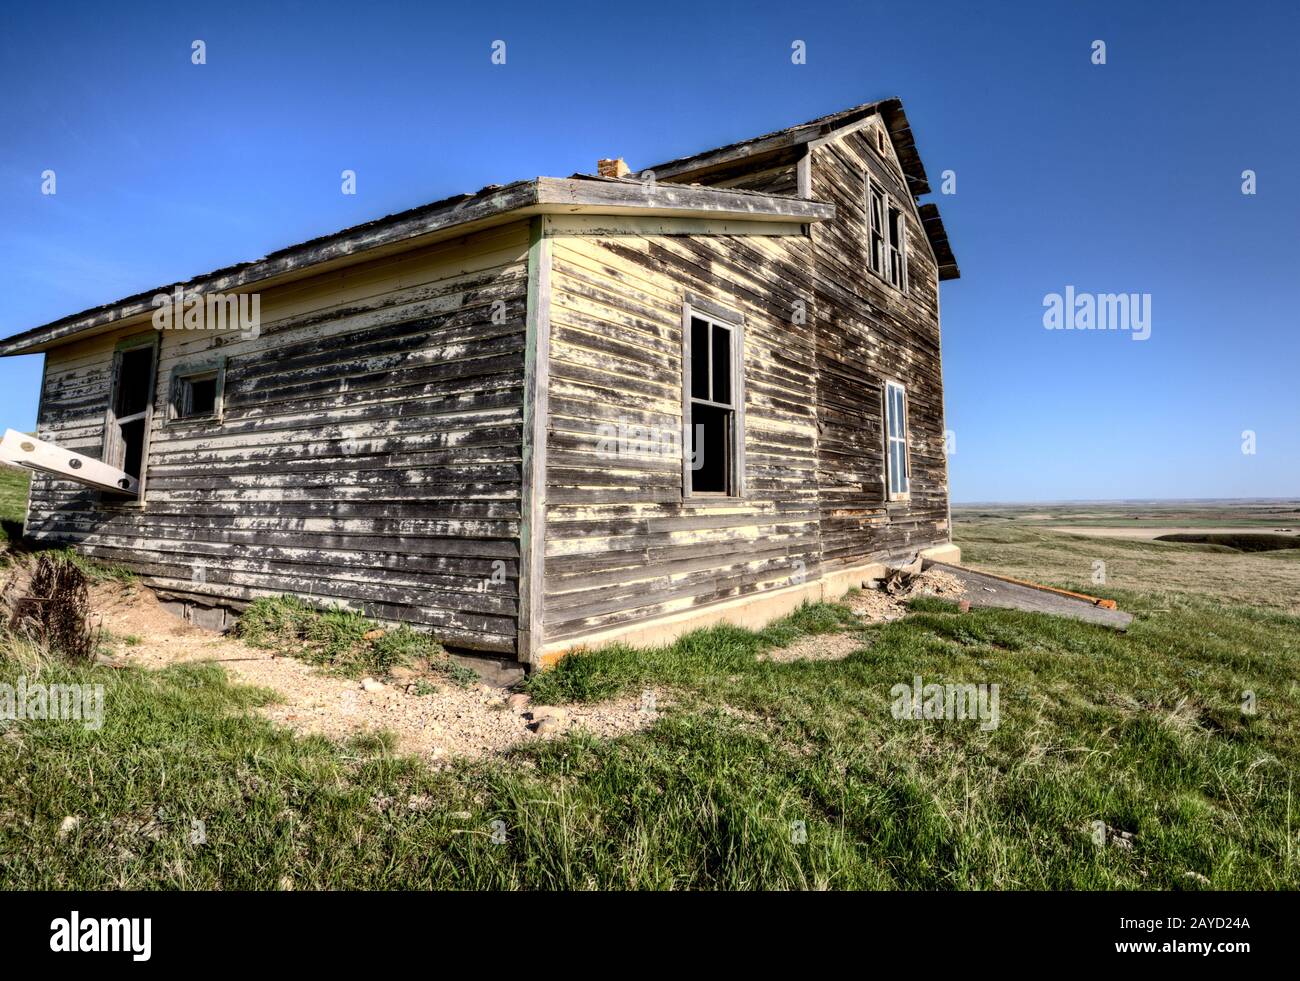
[2,495,1298,889]
[955,505,1300,615]
[0,467,28,543]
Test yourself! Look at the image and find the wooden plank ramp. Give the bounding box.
[923,560,1134,631]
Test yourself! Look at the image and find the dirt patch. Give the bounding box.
[91,580,212,648]
[250,661,662,762]
[760,631,864,663]
[847,589,907,622]
[844,567,967,624]
[89,579,662,761]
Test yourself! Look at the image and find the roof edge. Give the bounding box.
[0,178,833,357]
[643,97,957,279]
[644,97,934,197]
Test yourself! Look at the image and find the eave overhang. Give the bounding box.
[0,176,834,357]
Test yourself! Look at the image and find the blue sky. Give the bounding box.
[1,0,1295,502]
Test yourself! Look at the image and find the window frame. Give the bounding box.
[681,297,746,500]
[886,202,908,292]
[167,356,227,425]
[864,175,909,295]
[867,177,887,279]
[101,331,160,502]
[883,379,911,502]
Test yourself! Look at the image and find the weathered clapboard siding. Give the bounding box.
[808,123,950,567]
[585,113,951,613]
[540,214,821,641]
[28,222,532,653]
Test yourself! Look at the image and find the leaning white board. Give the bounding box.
[0,428,138,496]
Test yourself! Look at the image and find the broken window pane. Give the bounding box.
[187,377,217,416]
[120,418,146,479]
[690,317,711,400]
[868,182,887,276]
[691,403,729,494]
[107,341,156,487]
[711,324,731,406]
[115,347,154,417]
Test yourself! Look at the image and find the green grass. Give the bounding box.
[0,468,134,584]
[2,497,1298,889]
[37,546,137,584]
[3,579,1298,888]
[0,466,30,543]
[235,594,471,682]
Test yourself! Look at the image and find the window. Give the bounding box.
[683,304,743,497]
[104,334,158,483]
[865,177,908,293]
[887,204,907,291]
[185,376,217,416]
[884,381,910,500]
[170,360,225,422]
[867,180,886,277]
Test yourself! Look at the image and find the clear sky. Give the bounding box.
[1,0,1295,502]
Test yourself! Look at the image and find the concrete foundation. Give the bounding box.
[537,542,961,668]
[148,540,963,674]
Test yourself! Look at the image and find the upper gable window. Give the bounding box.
[868,181,886,278]
[887,204,907,291]
[865,176,908,294]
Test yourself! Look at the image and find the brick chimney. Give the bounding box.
[597,157,631,178]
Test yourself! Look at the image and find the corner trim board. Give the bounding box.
[518,215,552,663]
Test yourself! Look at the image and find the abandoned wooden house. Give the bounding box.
[0,97,960,669]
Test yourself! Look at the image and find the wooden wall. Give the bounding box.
[808,124,951,568]
[28,221,532,653]
[540,214,821,642]
[557,116,955,645]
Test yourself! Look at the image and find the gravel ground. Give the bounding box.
[904,568,968,600]
[844,567,965,623]
[89,581,662,762]
[846,589,908,622]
